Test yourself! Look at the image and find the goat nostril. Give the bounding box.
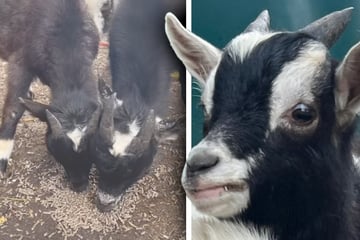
[187,152,219,173]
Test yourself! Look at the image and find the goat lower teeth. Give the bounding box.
[224,186,229,191]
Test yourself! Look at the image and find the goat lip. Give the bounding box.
[188,183,248,200]
[190,186,224,199]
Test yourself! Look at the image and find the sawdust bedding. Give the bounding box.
[0,46,186,240]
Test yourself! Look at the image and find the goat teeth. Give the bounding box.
[224,186,229,192]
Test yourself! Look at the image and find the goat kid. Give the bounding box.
[91,0,185,212]
[0,0,100,192]
[166,8,360,240]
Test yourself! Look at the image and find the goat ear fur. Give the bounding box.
[335,42,360,126]
[19,98,49,122]
[165,12,222,85]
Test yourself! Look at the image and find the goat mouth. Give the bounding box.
[188,182,248,200]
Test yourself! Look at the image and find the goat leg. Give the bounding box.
[0,55,33,178]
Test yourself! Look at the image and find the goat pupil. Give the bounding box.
[292,104,315,124]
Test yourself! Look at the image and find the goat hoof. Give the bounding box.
[68,180,89,193]
[0,160,12,179]
[95,192,122,212]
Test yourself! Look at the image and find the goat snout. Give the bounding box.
[187,150,219,174]
[69,180,88,193]
[96,191,121,212]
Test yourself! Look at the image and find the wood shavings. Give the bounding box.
[0,44,185,240]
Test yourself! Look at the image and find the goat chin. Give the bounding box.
[192,207,273,240]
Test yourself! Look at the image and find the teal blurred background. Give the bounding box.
[191,0,360,145]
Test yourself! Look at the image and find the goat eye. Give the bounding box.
[291,103,316,125]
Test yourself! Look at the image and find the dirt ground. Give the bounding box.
[0,45,186,240]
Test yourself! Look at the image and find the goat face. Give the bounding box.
[166,8,360,219]
[91,92,157,212]
[20,92,101,192]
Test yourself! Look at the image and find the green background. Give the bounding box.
[191,0,360,145]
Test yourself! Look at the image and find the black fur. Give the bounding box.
[0,0,100,190]
[91,0,185,211]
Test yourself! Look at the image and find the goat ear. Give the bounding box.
[165,12,222,85]
[335,42,360,126]
[19,98,49,122]
[98,77,113,98]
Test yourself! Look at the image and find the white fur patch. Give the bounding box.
[116,99,123,107]
[226,32,277,63]
[66,127,87,152]
[202,61,220,116]
[109,120,140,157]
[269,41,328,130]
[184,138,251,217]
[192,207,274,240]
[84,0,108,35]
[0,139,14,160]
[97,190,121,205]
[155,116,162,124]
[353,154,360,167]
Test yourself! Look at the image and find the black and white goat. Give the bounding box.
[166,8,360,240]
[0,0,100,192]
[91,0,185,212]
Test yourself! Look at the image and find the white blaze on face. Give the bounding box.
[155,116,162,124]
[109,119,140,157]
[0,139,14,160]
[66,127,87,152]
[353,154,360,167]
[269,41,328,130]
[116,99,123,107]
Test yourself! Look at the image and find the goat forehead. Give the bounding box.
[210,33,325,113]
[201,32,275,115]
[214,33,316,105]
[109,119,140,157]
[225,31,277,63]
[203,34,330,155]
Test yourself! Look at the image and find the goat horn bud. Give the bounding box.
[45,110,63,136]
[137,109,155,142]
[299,7,353,48]
[98,78,113,98]
[244,10,270,33]
[87,104,102,134]
[99,92,116,145]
